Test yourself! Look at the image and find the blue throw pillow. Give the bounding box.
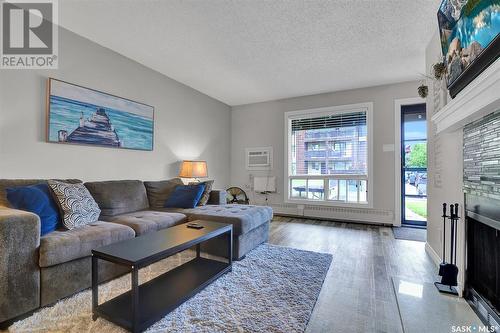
[164,184,206,209]
[6,184,61,236]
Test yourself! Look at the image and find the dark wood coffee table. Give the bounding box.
[91,220,232,333]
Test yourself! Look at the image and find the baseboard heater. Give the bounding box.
[270,203,394,225]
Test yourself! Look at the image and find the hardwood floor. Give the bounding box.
[269,216,437,333]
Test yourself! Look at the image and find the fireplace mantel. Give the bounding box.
[431,59,500,134]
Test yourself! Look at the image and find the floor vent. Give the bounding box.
[466,288,500,333]
[489,316,499,332]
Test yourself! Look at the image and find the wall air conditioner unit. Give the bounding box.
[246,147,273,170]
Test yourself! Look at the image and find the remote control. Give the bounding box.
[187,223,204,229]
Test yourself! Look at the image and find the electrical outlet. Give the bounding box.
[434,172,442,188]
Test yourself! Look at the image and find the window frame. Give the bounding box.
[284,102,374,208]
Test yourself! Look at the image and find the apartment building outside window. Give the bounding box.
[285,103,373,206]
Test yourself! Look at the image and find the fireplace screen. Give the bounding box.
[466,216,500,313]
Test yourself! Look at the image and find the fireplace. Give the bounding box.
[465,194,500,329]
[428,45,500,331]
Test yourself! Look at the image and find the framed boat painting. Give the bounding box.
[46,78,154,151]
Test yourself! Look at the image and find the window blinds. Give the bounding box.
[291,112,366,132]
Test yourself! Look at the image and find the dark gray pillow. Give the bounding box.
[84,180,148,217]
[189,180,214,206]
[144,178,184,209]
[48,180,100,230]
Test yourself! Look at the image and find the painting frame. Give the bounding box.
[46,78,155,151]
[437,0,500,98]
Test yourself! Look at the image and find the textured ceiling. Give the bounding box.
[59,0,440,106]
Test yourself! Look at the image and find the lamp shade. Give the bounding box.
[178,160,208,178]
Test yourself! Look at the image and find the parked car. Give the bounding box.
[416,174,427,195]
[408,173,416,185]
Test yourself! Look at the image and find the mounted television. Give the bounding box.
[437,0,499,98]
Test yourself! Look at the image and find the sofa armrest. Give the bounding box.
[207,190,227,205]
[0,207,40,324]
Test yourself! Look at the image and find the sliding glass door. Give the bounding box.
[401,104,427,227]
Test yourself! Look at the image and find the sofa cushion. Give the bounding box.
[39,221,135,267]
[103,210,187,236]
[48,180,101,230]
[84,180,149,217]
[144,178,184,209]
[160,204,273,235]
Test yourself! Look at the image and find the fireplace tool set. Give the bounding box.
[434,203,460,295]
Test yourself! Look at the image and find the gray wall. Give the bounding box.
[231,81,420,223]
[0,28,231,188]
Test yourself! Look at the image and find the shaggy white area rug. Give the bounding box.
[8,244,332,333]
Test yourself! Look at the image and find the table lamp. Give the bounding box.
[178,160,208,182]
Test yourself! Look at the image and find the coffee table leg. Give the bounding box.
[196,244,200,258]
[92,255,98,321]
[131,266,139,333]
[227,229,233,265]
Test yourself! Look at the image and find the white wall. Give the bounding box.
[425,30,465,284]
[0,28,231,188]
[231,81,420,224]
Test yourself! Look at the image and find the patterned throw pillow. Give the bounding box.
[189,180,214,206]
[48,180,101,230]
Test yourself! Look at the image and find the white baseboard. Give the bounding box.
[425,242,441,267]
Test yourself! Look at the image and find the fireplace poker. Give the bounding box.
[439,203,447,276]
[454,203,459,265]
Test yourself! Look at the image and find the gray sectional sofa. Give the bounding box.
[0,179,273,327]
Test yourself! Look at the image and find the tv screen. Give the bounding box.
[437,0,499,98]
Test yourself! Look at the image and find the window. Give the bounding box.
[328,161,353,173]
[306,142,325,151]
[307,161,323,175]
[285,103,372,206]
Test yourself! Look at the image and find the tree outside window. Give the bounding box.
[406,143,427,167]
